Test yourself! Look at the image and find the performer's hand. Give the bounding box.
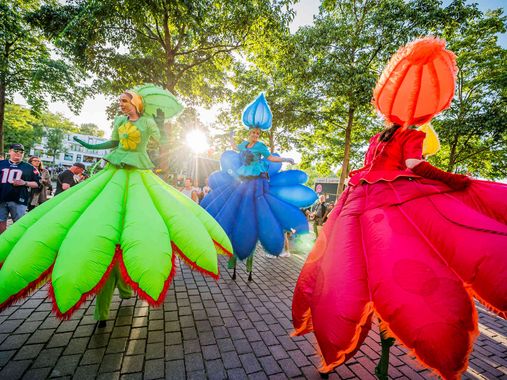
[282,157,295,165]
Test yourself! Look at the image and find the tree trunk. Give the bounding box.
[0,81,5,155]
[269,129,275,153]
[337,105,355,195]
[447,132,459,172]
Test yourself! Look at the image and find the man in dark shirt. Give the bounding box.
[0,143,41,233]
[311,195,327,238]
[55,162,86,195]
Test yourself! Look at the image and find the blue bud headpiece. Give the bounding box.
[242,93,272,130]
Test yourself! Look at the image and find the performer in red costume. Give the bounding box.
[292,38,507,380]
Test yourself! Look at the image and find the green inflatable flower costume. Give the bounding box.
[0,85,232,319]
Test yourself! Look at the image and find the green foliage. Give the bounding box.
[45,127,65,165]
[0,0,87,153]
[429,1,507,179]
[33,0,294,101]
[222,0,507,183]
[3,104,38,152]
[79,123,104,137]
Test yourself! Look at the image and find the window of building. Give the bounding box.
[76,154,82,162]
[64,153,74,161]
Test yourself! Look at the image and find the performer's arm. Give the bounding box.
[267,155,295,164]
[408,160,470,190]
[73,137,119,150]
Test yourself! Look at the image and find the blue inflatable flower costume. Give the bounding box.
[201,94,317,280]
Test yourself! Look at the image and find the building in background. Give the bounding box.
[29,133,109,170]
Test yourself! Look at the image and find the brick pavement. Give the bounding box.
[0,246,506,379]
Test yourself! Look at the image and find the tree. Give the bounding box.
[430,2,507,179]
[45,127,65,166]
[268,0,433,192]
[3,103,39,153]
[0,1,86,155]
[34,111,77,165]
[32,0,294,172]
[78,123,104,137]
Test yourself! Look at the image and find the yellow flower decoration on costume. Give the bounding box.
[118,122,141,150]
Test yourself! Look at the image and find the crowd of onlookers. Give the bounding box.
[0,142,335,253]
[0,143,91,231]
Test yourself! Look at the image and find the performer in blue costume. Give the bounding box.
[201,93,317,281]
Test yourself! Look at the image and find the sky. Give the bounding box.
[14,0,506,141]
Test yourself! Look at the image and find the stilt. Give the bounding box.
[227,256,237,280]
[375,323,395,380]
[246,255,254,282]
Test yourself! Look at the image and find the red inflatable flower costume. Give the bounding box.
[292,38,507,380]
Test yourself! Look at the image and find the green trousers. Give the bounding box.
[94,264,132,321]
[227,255,254,272]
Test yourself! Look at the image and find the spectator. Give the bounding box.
[202,177,212,197]
[180,177,200,203]
[27,156,52,210]
[54,163,86,195]
[311,195,327,238]
[0,144,41,233]
[280,228,296,258]
[323,201,335,224]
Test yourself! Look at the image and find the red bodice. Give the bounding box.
[348,128,425,186]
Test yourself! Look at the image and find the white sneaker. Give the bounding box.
[265,253,277,259]
[279,251,291,258]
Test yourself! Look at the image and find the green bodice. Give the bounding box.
[104,115,160,169]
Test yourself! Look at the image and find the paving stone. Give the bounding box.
[121,354,144,373]
[22,367,52,380]
[0,248,506,380]
[259,356,282,375]
[51,353,81,376]
[204,359,226,380]
[14,344,44,360]
[73,324,96,338]
[0,319,23,333]
[120,373,143,380]
[107,337,128,353]
[144,358,164,380]
[130,327,147,340]
[99,353,123,373]
[31,347,64,368]
[222,351,242,369]
[217,338,234,352]
[278,357,302,378]
[0,350,16,367]
[112,326,131,338]
[15,320,43,334]
[185,352,205,372]
[239,353,262,374]
[164,345,183,361]
[63,336,90,355]
[226,367,248,379]
[165,359,186,380]
[145,342,164,359]
[81,348,106,365]
[47,332,73,348]
[73,364,99,379]
[56,320,80,333]
[0,333,30,350]
[184,339,201,354]
[0,359,31,379]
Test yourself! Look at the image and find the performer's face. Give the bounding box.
[249,128,261,143]
[119,93,136,115]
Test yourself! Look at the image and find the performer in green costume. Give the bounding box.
[0,85,232,321]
